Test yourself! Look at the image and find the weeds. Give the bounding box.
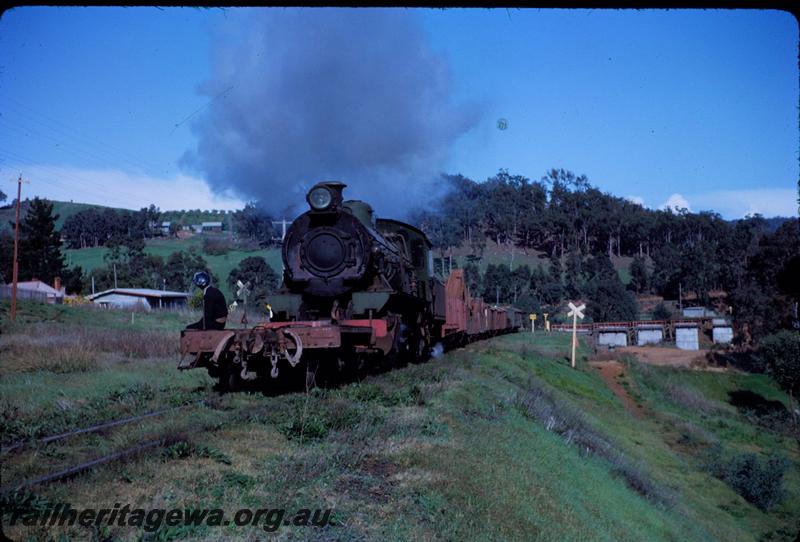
[0,382,200,444]
[194,445,233,465]
[279,395,365,443]
[0,325,177,376]
[703,445,788,511]
[674,420,718,448]
[340,382,424,407]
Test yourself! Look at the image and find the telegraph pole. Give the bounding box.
[10,174,26,323]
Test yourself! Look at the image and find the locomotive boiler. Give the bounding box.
[179,181,523,391]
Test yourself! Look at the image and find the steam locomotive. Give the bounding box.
[179,181,524,391]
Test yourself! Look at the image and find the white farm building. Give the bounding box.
[87,288,190,310]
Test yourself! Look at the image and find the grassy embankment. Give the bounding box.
[1,301,797,541]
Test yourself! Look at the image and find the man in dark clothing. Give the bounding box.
[185,271,228,330]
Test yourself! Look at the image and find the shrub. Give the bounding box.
[227,256,279,308]
[202,236,232,256]
[652,302,671,321]
[674,420,717,448]
[188,289,204,311]
[704,446,788,511]
[759,331,800,399]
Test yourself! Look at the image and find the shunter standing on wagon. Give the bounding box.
[185,271,228,330]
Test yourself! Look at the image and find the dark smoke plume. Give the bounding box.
[181,8,481,217]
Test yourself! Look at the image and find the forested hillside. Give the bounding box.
[410,170,799,339]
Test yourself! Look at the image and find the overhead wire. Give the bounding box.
[0,116,163,191]
[3,96,168,177]
[0,146,149,206]
[0,149,151,209]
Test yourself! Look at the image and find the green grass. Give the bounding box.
[1,312,797,541]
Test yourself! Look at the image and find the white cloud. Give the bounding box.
[660,193,691,212]
[1,164,245,211]
[625,195,645,207]
[689,188,798,219]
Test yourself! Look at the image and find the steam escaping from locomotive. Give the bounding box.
[181,8,481,216]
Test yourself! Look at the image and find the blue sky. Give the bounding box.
[0,7,797,218]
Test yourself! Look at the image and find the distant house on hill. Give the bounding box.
[0,279,65,304]
[87,288,190,310]
[201,221,223,232]
[160,221,171,234]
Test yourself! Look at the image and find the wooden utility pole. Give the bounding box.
[567,302,585,368]
[10,174,26,323]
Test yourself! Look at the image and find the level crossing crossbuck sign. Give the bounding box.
[567,302,585,368]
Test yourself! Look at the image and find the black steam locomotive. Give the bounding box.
[179,181,521,391]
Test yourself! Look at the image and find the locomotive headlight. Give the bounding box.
[308,186,333,211]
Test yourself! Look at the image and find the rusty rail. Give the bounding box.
[2,401,205,455]
[0,439,172,493]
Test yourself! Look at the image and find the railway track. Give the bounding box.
[1,331,517,495]
[1,401,205,455]
[1,438,175,493]
[1,390,288,494]
[0,399,220,494]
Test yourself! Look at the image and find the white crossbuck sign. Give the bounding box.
[567,302,585,368]
[236,280,251,299]
[236,281,252,327]
[567,302,585,319]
